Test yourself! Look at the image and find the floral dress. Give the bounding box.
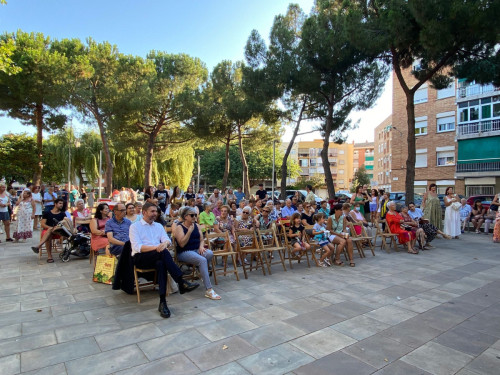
[493,210,500,243]
[13,200,33,240]
[236,217,254,247]
[218,216,235,245]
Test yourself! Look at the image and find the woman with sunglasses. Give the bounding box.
[301,203,315,227]
[174,207,220,300]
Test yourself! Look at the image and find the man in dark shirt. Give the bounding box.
[31,198,66,262]
[105,203,131,257]
[255,184,267,200]
[153,182,169,213]
[195,196,204,214]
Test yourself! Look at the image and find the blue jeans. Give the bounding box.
[177,249,213,290]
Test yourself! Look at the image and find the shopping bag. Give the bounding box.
[93,255,117,284]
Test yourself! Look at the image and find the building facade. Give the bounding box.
[353,142,375,182]
[374,115,393,191]
[391,69,465,195]
[455,81,500,195]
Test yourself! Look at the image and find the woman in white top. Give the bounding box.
[0,183,13,242]
[31,185,43,230]
[196,187,205,203]
[443,187,461,238]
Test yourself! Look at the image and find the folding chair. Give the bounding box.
[257,227,287,274]
[133,266,158,304]
[172,238,199,282]
[346,222,367,258]
[205,231,239,285]
[278,224,311,269]
[235,230,270,279]
[303,225,320,266]
[374,219,398,253]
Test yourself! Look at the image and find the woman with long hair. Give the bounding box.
[90,203,110,255]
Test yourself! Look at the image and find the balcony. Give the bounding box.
[457,83,498,100]
[456,161,500,177]
[457,119,500,140]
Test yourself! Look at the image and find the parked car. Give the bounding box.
[388,192,424,211]
[283,189,323,209]
[266,190,280,203]
[335,193,352,204]
[466,195,495,211]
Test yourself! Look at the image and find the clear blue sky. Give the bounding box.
[0,0,391,141]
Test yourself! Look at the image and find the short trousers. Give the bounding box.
[0,211,10,221]
[369,203,377,212]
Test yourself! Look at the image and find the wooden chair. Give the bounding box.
[303,225,320,266]
[235,230,270,279]
[346,222,367,258]
[133,266,160,304]
[205,231,239,285]
[277,224,311,269]
[374,219,399,253]
[38,232,62,261]
[172,237,199,282]
[257,226,287,274]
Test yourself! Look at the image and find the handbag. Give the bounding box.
[93,255,117,284]
[451,202,461,211]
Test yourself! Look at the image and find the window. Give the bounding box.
[437,151,455,166]
[466,185,494,196]
[337,180,344,184]
[437,116,455,133]
[437,81,455,99]
[415,119,428,136]
[415,149,427,168]
[339,169,344,175]
[299,159,308,167]
[414,87,428,104]
[339,160,345,165]
[339,150,345,155]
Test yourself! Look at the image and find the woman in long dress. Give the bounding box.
[13,190,36,241]
[422,183,442,231]
[443,187,461,239]
[386,201,418,254]
[31,186,43,230]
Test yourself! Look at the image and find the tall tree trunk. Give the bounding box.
[322,103,336,199]
[33,103,44,185]
[95,116,113,195]
[237,124,250,197]
[404,92,416,201]
[77,168,85,189]
[222,135,231,189]
[144,132,155,188]
[280,98,307,200]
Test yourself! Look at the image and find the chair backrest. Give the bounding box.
[382,218,396,235]
[276,224,289,247]
[205,231,230,252]
[235,230,258,252]
[257,228,279,249]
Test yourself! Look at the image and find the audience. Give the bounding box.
[105,203,131,257]
[90,203,111,256]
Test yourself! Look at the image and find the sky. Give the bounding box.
[0,0,392,143]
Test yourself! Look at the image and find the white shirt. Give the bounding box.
[129,219,171,256]
[119,190,129,201]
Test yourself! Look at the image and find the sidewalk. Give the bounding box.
[0,231,499,375]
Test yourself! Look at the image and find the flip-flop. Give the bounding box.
[46,258,54,263]
[350,262,355,267]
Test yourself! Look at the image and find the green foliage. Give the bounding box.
[198,145,299,187]
[290,177,324,191]
[0,133,38,183]
[350,165,370,192]
[0,37,21,75]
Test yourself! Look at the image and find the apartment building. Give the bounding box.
[374,115,393,191]
[294,139,354,191]
[391,69,465,194]
[455,81,500,195]
[353,142,375,181]
[279,141,299,186]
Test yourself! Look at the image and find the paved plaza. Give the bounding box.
[1,232,499,375]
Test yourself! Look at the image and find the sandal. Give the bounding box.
[31,246,40,254]
[334,260,344,267]
[349,262,355,267]
[205,289,221,300]
[46,258,54,263]
[407,249,419,254]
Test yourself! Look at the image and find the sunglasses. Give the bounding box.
[243,211,250,214]
[263,210,270,213]
[188,214,197,217]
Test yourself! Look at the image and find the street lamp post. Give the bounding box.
[272,140,277,202]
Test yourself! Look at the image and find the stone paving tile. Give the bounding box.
[21,312,87,335]
[22,363,67,375]
[283,308,345,333]
[380,317,443,348]
[342,335,414,369]
[0,309,52,327]
[55,319,121,343]
[200,362,251,375]
[278,296,332,315]
[115,353,201,375]
[293,350,377,375]
[20,337,100,372]
[0,353,21,375]
[195,316,258,342]
[392,296,441,313]
[0,331,57,357]
[326,301,374,319]
[185,335,258,372]
[238,342,314,375]
[94,322,164,351]
[50,298,109,317]
[203,301,257,320]
[138,328,209,361]
[415,288,461,303]
[244,305,297,325]
[289,327,357,359]
[331,314,391,340]
[464,347,500,375]
[65,344,148,375]
[238,321,307,350]
[154,310,214,335]
[434,325,499,356]
[0,323,21,340]
[401,341,474,375]
[372,360,433,375]
[364,305,417,326]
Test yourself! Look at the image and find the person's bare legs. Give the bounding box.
[2,219,11,240]
[319,244,333,265]
[32,228,54,252]
[331,237,345,265]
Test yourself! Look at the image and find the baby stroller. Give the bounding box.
[52,219,91,262]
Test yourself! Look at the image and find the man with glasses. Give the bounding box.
[129,202,199,318]
[105,203,131,257]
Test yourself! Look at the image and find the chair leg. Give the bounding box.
[278,249,287,272]
[134,270,141,304]
[212,257,218,285]
[231,254,240,281]
[241,254,249,279]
